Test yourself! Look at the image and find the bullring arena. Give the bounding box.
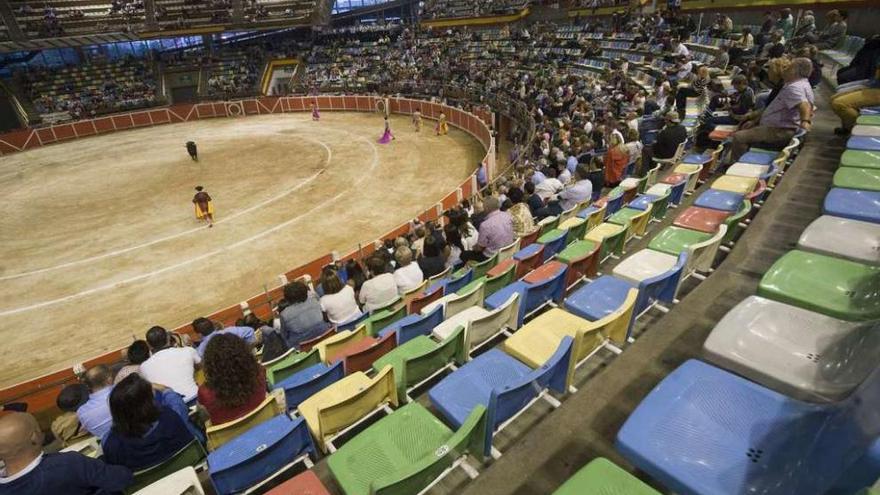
[0,97,490,389]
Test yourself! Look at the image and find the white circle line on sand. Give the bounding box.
[0,135,332,281]
[0,134,380,316]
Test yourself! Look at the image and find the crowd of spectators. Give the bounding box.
[420,0,530,20]
[2,4,875,493]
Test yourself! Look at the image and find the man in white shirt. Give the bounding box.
[534,167,564,202]
[671,38,690,58]
[139,326,201,402]
[393,246,424,294]
[359,256,399,312]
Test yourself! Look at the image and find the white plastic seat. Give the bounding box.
[644,183,672,197]
[703,296,878,402]
[431,306,489,341]
[726,162,769,178]
[798,215,880,266]
[133,467,205,495]
[612,249,679,285]
[852,125,880,137]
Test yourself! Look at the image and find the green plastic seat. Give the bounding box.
[840,150,880,170]
[833,167,880,192]
[647,191,670,222]
[327,401,487,495]
[369,304,407,336]
[856,115,880,126]
[757,250,880,321]
[648,226,713,256]
[556,239,598,264]
[608,207,644,226]
[372,326,467,400]
[553,457,660,495]
[456,277,485,297]
[558,217,588,245]
[125,440,207,494]
[470,253,498,280]
[483,262,517,297]
[265,348,322,386]
[585,222,627,262]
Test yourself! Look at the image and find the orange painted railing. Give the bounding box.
[0,95,494,414]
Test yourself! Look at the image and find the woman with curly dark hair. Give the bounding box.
[197,333,267,425]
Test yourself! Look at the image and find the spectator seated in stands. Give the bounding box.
[319,267,363,324]
[193,316,257,357]
[837,35,880,86]
[197,333,267,425]
[832,56,880,136]
[51,384,90,448]
[393,246,424,294]
[507,187,535,236]
[727,57,814,164]
[102,374,203,471]
[76,365,115,440]
[418,235,448,279]
[645,112,687,164]
[114,340,150,385]
[0,412,133,495]
[139,326,202,403]
[462,196,514,263]
[809,10,848,50]
[359,255,399,312]
[279,280,330,348]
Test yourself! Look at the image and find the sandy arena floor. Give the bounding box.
[0,112,484,388]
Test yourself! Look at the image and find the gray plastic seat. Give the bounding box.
[798,215,880,266]
[703,296,880,402]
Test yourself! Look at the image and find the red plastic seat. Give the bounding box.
[522,260,567,285]
[486,257,517,278]
[673,206,732,234]
[264,470,331,495]
[661,173,688,185]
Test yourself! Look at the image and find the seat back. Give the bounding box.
[408,284,445,315]
[484,262,517,297]
[207,395,284,451]
[683,164,703,194]
[132,466,205,495]
[448,280,486,318]
[445,268,474,294]
[645,164,661,187]
[538,215,560,235]
[519,228,541,248]
[558,204,579,224]
[371,405,489,495]
[369,303,407,336]
[336,311,370,332]
[485,337,574,452]
[594,288,639,345]
[299,327,336,352]
[515,244,545,279]
[585,204,607,230]
[539,229,569,261]
[468,293,521,350]
[722,200,751,245]
[522,265,568,319]
[605,193,625,217]
[208,415,316,495]
[649,190,671,221]
[401,280,428,311]
[400,326,468,398]
[266,348,322,386]
[628,206,653,239]
[126,441,207,494]
[427,266,452,284]
[319,325,369,363]
[562,218,588,244]
[635,252,688,317]
[563,242,601,290]
[397,304,444,345]
[668,179,688,206]
[316,366,399,443]
[688,224,727,274]
[340,332,395,374]
[279,361,345,412]
[496,238,521,263]
[471,253,498,280]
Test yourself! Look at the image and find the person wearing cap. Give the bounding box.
[51,384,90,448]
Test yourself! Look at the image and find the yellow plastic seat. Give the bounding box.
[316,325,369,363]
[503,308,604,370]
[585,221,627,242]
[711,175,757,195]
[298,366,398,452]
[206,395,283,451]
[673,163,703,195]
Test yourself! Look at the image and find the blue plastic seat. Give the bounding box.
[823,188,880,224]
[738,149,778,165]
[848,136,880,151]
[484,262,567,326]
[336,311,369,332]
[513,243,544,262]
[208,415,316,495]
[577,205,600,219]
[681,152,713,165]
[274,361,344,411]
[862,107,880,115]
[665,179,688,207]
[428,338,573,455]
[693,189,744,212]
[628,194,660,211]
[616,359,880,495]
[629,252,688,317]
[564,275,634,322]
[378,305,444,345]
[538,229,569,262]
[605,192,625,217]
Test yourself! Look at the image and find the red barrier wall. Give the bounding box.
[0,95,493,413]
